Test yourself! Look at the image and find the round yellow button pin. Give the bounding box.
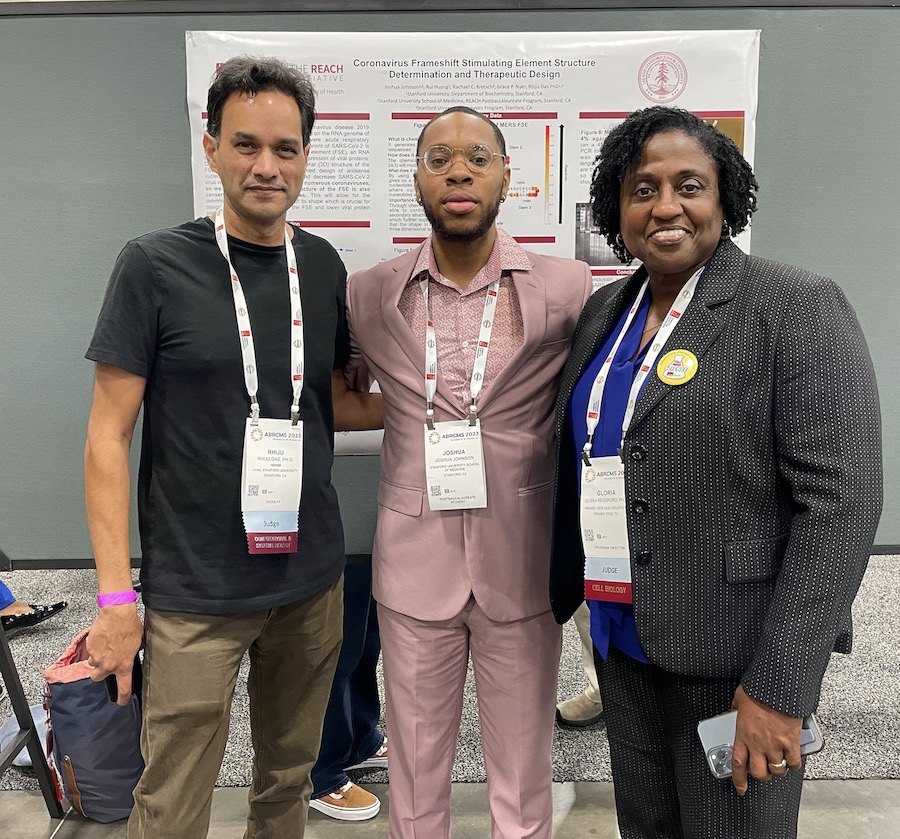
[656,350,698,385]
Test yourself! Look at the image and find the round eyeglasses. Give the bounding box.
[417,144,503,176]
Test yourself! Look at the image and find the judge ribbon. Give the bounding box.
[214,209,305,555]
[580,267,702,601]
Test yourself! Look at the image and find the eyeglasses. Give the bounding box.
[417,144,503,176]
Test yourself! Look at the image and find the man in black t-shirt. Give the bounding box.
[83,56,380,839]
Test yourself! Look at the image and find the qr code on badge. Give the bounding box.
[248,485,259,497]
[430,485,442,498]
[583,529,594,542]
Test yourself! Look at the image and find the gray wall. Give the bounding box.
[0,8,896,564]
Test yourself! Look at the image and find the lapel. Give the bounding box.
[377,245,462,418]
[628,240,744,433]
[477,260,545,404]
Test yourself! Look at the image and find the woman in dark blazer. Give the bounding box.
[549,107,882,838]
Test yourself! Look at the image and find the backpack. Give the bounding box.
[42,628,144,823]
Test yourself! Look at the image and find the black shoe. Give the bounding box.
[1,602,68,636]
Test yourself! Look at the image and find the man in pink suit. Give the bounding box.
[346,107,592,839]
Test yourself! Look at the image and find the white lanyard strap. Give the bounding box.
[214,210,304,425]
[583,268,702,462]
[420,273,500,429]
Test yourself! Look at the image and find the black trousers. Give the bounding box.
[595,646,804,839]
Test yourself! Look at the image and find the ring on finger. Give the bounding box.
[768,758,788,770]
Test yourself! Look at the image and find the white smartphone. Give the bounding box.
[696,710,825,779]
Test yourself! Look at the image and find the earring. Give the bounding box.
[500,196,506,203]
[720,222,730,240]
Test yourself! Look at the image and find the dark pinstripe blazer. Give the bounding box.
[549,240,882,716]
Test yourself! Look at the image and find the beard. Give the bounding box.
[421,189,504,243]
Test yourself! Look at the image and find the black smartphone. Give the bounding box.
[104,655,143,703]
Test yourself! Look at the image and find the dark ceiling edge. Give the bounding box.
[0,1,896,17]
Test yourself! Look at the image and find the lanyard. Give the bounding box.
[213,209,305,426]
[419,273,500,429]
[582,267,702,463]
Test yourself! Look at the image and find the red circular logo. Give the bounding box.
[638,52,688,104]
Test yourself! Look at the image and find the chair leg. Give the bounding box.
[0,626,65,818]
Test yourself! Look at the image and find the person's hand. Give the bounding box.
[86,604,144,706]
[730,684,803,796]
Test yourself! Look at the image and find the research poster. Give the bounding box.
[186,30,759,452]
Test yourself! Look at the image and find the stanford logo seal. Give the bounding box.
[638,52,688,103]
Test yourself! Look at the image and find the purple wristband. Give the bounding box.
[97,590,138,608]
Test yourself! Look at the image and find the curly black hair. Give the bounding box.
[589,107,759,263]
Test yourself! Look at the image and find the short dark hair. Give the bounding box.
[590,106,759,263]
[206,55,316,146]
[416,106,507,156]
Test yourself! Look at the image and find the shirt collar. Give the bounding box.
[410,227,533,289]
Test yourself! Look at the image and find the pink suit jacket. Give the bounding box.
[347,242,592,623]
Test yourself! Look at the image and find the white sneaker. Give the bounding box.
[345,737,388,771]
[309,781,381,821]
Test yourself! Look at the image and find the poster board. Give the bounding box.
[187,29,759,283]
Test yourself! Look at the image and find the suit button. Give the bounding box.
[632,499,650,516]
[630,445,647,462]
[636,551,652,566]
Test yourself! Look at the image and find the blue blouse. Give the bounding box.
[568,294,652,664]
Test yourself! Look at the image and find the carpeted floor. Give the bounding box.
[1,556,897,790]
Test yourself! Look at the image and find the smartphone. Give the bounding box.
[104,655,143,703]
[696,710,824,779]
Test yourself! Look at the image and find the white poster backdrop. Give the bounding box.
[187,29,758,281]
[186,30,759,453]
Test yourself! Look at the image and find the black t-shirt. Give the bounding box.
[87,218,349,614]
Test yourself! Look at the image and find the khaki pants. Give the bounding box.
[572,601,601,702]
[128,579,343,839]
